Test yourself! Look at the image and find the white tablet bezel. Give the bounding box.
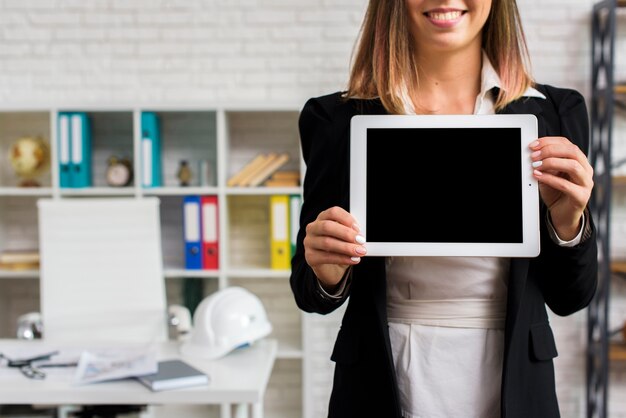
[350,114,540,257]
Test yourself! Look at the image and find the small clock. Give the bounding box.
[106,156,133,187]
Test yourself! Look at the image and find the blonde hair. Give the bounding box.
[345,0,534,114]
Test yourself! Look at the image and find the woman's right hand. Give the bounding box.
[303,206,366,291]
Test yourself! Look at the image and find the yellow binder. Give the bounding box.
[270,195,290,270]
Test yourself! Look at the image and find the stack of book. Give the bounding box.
[264,170,300,187]
[0,250,40,270]
[228,152,292,187]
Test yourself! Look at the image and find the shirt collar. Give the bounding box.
[481,51,545,100]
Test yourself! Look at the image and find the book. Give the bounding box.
[246,152,290,187]
[237,152,279,187]
[264,178,299,187]
[0,250,40,265]
[0,249,40,270]
[270,170,300,180]
[227,153,270,187]
[135,359,209,392]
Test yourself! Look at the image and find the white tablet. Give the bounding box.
[350,114,540,257]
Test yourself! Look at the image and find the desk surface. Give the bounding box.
[0,338,277,405]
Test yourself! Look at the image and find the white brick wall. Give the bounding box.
[1,1,625,418]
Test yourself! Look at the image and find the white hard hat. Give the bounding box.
[180,287,272,360]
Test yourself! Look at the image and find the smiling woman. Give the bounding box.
[289,0,598,417]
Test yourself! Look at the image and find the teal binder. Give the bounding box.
[141,112,162,188]
[57,112,91,188]
[70,112,92,188]
[57,112,72,188]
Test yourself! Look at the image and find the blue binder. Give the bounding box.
[141,112,162,188]
[70,112,92,188]
[183,195,202,270]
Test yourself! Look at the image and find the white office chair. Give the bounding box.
[38,197,170,344]
[36,197,190,418]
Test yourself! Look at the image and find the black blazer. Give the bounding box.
[290,85,598,418]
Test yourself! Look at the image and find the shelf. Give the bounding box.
[59,187,136,197]
[0,188,53,197]
[610,342,626,362]
[612,261,626,274]
[0,105,305,418]
[226,268,291,279]
[143,187,219,196]
[276,340,304,359]
[163,269,219,279]
[0,269,39,279]
[614,176,626,186]
[226,186,301,196]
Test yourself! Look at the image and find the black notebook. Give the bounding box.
[136,359,210,392]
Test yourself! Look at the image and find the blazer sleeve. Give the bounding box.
[536,87,598,316]
[289,96,351,315]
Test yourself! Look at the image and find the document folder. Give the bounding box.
[70,112,92,188]
[57,113,72,188]
[270,195,290,270]
[183,195,203,270]
[201,195,219,270]
[289,194,301,258]
[141,112,162,188]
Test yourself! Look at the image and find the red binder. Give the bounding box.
[201,195,219,270]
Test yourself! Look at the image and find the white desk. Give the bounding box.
[0,338,277,418]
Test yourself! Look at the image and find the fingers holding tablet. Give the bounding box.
[304,206,366,286]
[529,136,593,240]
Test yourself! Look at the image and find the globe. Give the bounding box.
[8,136,50,187]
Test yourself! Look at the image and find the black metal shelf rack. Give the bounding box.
[589,1,619,417]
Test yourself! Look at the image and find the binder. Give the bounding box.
[141,112,162,188]
[70,112,92,188]
[289,194,301,258]
[269,195,290,270]
[201,195,219,270]
[57,113,72,188]
[183,195,202,270]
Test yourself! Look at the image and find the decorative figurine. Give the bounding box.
[177,160,192,187]
[105,156,133,187]
[8,136,50,187]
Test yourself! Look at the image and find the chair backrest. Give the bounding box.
[38,197,168,344]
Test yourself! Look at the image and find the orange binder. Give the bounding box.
[201,195,219,270]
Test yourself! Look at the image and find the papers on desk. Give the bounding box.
[0,345,158,385]
[74,347,158,385]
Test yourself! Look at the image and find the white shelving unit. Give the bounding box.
[0,105,305,418]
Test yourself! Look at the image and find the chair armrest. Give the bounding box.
[16,312,43,340]
[168,304,192,340]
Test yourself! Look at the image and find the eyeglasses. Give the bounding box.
[0,350,59,380]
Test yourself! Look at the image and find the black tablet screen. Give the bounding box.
[365,127,523,243]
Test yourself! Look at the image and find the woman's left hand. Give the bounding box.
[530,136,594,241]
